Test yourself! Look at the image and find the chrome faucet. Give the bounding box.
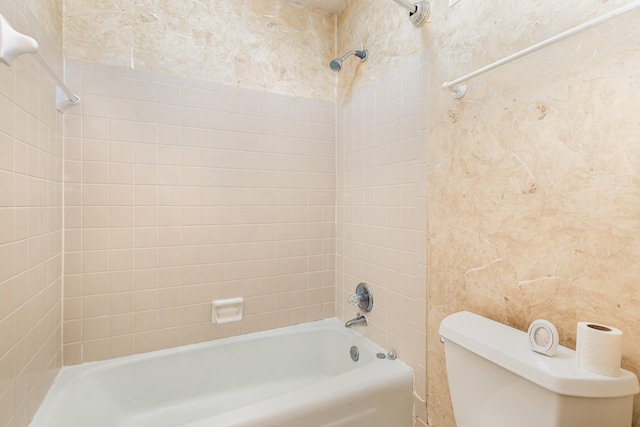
[345,312,367,328]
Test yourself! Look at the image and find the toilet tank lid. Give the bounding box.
[439,311,640,398]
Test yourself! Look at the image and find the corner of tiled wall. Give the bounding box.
[336,52,428,426]
[0,2,64,426]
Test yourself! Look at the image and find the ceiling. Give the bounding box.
[287,0,348,14]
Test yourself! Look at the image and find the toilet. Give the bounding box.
[439,311,639,427]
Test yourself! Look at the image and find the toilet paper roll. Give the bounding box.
[576,322,623,377]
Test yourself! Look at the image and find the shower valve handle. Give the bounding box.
[347,283,373,312]
[348,294,366,305]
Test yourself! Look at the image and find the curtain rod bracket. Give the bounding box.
[392,0,431,27]
[56,87,81,113]
[409,1,431,27]
[449,84,467,99]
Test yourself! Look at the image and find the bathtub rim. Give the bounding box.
[32,317,413,427]
[58,317,386,378]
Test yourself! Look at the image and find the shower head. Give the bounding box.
[329,50,368,72]
[329,58,343,72]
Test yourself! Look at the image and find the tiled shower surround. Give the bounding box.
[336,54,428,425]
[62,60,336,364]
[0,2,63,426]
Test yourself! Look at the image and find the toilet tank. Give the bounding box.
[439,312,639,427]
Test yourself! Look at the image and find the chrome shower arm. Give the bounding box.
[339,50,357,61]
[329,50,368,72]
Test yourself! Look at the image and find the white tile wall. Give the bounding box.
[0,3,64,427]
[336,54,428,426]
[62,60,337,364]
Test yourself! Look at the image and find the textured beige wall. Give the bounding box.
[63,0,336,101]
[336,0,427,100]
[24,0,63,51]
[0,1,64,426]
[426,1,640,426]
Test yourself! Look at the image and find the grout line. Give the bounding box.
[60,58,68,366]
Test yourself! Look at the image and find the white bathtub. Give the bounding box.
[31,318,414,427]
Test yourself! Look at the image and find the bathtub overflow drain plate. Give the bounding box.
[350,345,359,362]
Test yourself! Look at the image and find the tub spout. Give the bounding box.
[345,313,367,328]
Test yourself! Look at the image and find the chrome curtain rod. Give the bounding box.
[442,0,640,98]
[0,14,80,111]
